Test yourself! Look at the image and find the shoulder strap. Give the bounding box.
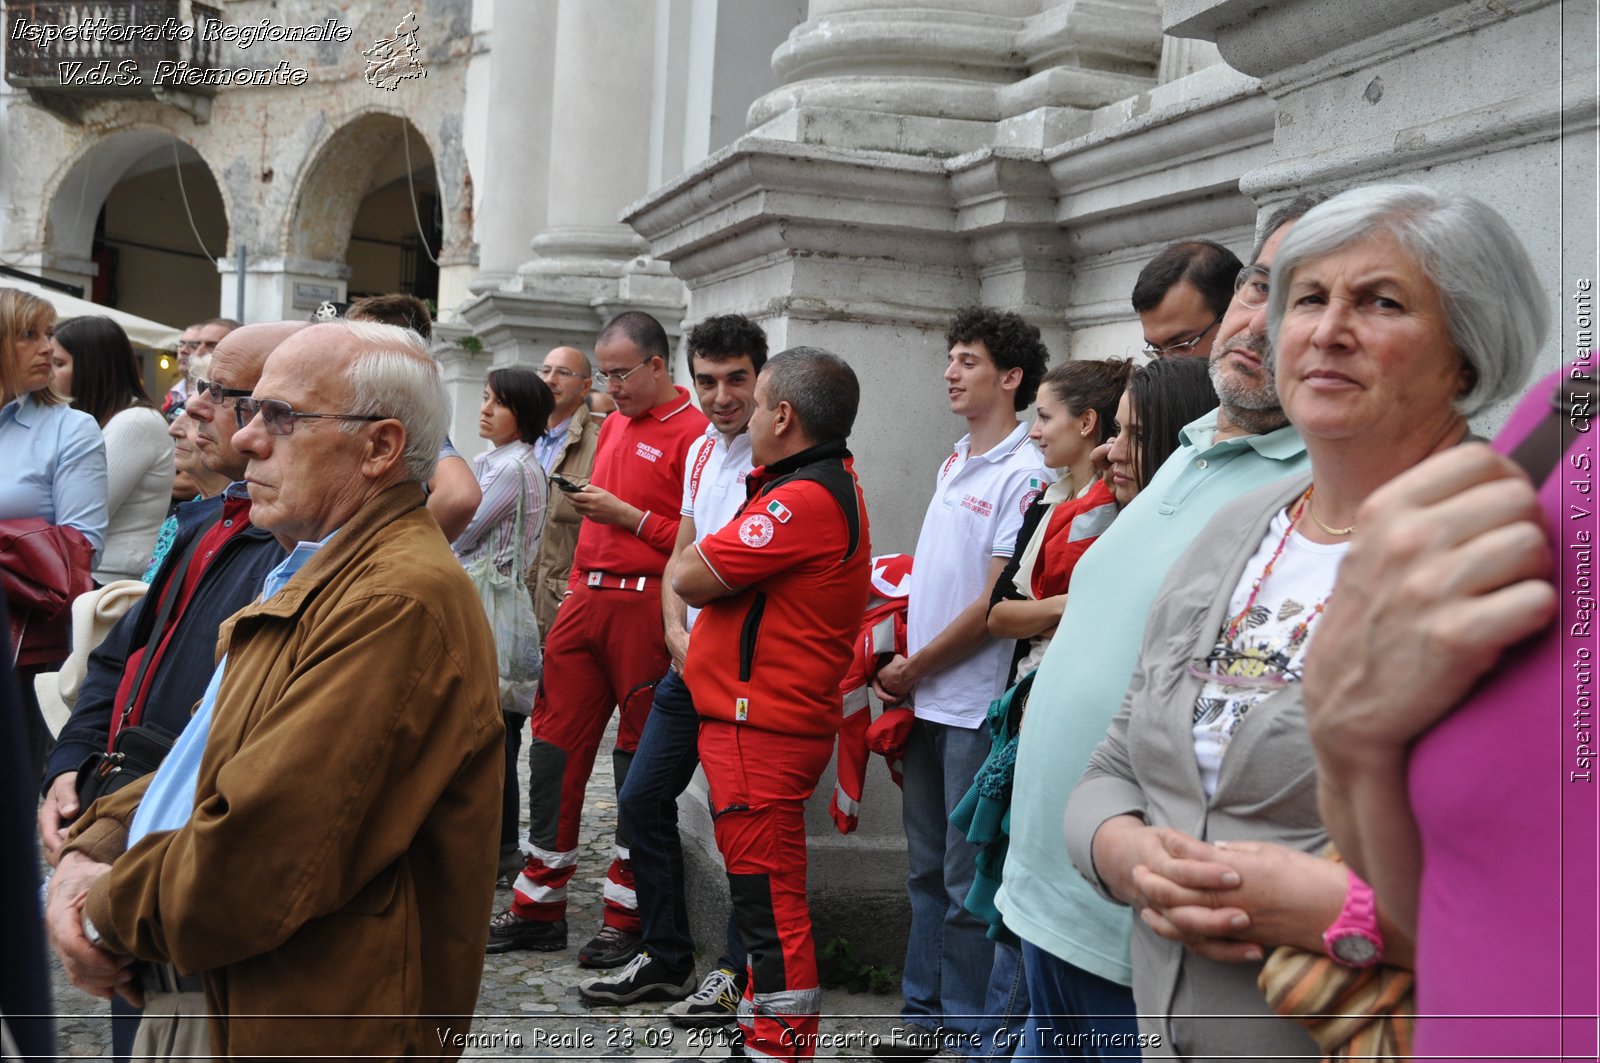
[116,510,221,736]
[1509,372,1591,486]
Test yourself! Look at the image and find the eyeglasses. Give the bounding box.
[234,397,389,435]
[597,359,654,387]
[537,365,588,382]
[165,405,188,425]
[194,378,253,405]
[1234,265,1272,310]
[1186,647,1300,691]
[1142,312,1224,357]
[176,340,201,352]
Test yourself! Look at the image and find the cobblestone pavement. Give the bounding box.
[45,719,933,1060]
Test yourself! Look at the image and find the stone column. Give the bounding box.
[467,0,556,293]
[459,0,684,367]
[749,0,1160,153]
[432,326,496,455]
[216,254,348,325]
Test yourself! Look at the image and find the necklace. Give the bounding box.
[1222,490,1319,644]
[1304,485,1355,536]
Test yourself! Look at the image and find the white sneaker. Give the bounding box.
[665,965,744,1028]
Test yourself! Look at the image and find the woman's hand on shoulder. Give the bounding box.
[1304,443,1556,757]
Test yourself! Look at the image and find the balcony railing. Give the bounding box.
[5,0,223,101]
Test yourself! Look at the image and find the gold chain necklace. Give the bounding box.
[1305,485,1355,537]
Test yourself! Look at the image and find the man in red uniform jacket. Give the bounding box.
[672,347,871,1062]
[489,312,708,965]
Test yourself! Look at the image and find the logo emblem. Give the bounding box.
[1019,487,1041,514]
[735,698,749,721]
[739,514,775,547]
[363,12,427,91]
[766,499,793,524]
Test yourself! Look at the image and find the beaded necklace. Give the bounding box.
[1220,486,1328,646]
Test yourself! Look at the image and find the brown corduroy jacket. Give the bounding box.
[67,482,504,1061]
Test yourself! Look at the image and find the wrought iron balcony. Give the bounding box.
[4,0,223,115]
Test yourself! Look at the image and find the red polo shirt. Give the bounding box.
[570,386,708,580]
[685,451,871,737]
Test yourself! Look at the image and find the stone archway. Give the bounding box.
[284,111,449,306]
[42,128,228,326]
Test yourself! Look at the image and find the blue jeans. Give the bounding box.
[618,668,745,974]
[900,718,999,1047]
[1017,942,1139,1060]
[974,940,1028,1060]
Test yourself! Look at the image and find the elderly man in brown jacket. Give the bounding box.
[46,321,503,1060]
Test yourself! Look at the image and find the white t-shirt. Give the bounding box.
[905,421,1052,728]
[679,427,753,629]
[1191,507,1348,796]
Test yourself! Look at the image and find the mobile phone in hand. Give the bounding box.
[551,474,584,494]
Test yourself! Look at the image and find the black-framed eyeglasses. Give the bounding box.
[1186,647,1300,690]
[176,340,201,352]
[234,397,389,435]
[537,365,588,382]
[1234,265,1271,310]
[194,378,253,405]
[1142,313,1225,357]
[597,358,654,387]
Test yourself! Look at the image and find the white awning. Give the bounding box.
[1,277,185,350]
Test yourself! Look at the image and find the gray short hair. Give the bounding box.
[337,320,449,482]
[761,347,859,443]
[1267,184,1549,416]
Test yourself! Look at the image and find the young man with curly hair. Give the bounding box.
[872,307,1051,1060]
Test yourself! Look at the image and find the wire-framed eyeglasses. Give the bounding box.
[1234,265,1272,310]
[234,397,389,435]
[1142,313,1225,357]
[597,359,654,387]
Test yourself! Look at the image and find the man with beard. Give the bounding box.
[982,195,1324,1062]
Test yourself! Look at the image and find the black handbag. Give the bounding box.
[75,722,177,808]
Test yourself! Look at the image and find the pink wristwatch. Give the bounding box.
[1323,867,1384,968]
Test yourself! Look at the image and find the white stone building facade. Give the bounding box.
[3,0,1595,961]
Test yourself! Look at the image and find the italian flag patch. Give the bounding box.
[766,499,793,524]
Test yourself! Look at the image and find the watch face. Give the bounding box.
[1330,931,1380,967]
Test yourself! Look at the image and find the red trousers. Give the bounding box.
[700,720,834,1063]
[511,582,667,929]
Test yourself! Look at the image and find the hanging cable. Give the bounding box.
[171,141,217,262]
[401,117,441,267]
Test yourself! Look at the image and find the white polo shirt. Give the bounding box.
[680,425,754,629]
[906,420,1052,727]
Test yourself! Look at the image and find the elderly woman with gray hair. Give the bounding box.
[1062,183,1548,1059]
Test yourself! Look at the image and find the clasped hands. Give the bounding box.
[44,851,143,1006]
[1096,817,1343,964]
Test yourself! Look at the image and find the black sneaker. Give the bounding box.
[484,910,566,954]
[870,1024,940,1060]
[578,951,696,1005]
[666,965,745,1028]
[577,923,643,969]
